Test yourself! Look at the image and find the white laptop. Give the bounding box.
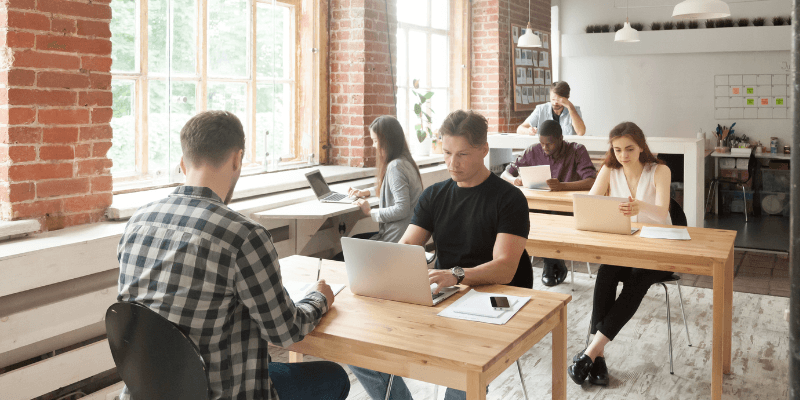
[340,237,460,306]
[305,170,356,204]
[573,194,640,235]
[518,165,551,191]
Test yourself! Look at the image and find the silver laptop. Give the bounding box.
[519,165,551,191]
[573,194,640,235]
[305,170,355,204]
[340,237,460,306]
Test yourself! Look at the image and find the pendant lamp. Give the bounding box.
[517,0,542,48]
[615,0,640,43]
[673,0,730,20]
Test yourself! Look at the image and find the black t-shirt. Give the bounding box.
[410,173,533,288]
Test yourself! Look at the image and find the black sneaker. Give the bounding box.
[588,356,610,386]
[567,354,593,385]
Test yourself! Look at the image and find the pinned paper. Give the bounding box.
[760,98,770,106]
[776,97,785,106]
[746,87,755,95]
[746,98,756,106]
[731,87,741,95]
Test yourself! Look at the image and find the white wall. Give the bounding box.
[556,0,793,146]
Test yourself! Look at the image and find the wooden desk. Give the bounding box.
[525,214,736,400]
[279,255,572,400]
[253,197,379,256]
[521,189,585,213]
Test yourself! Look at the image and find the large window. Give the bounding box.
[110,0,316,188]
[395,0,451,146]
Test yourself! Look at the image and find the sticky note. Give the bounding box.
[747,98,755,105]
[776,98,784,105]
[732,87,740,95]
[761,98,769,105]
[746,87,754,94]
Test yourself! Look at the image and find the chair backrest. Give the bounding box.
[668,198,688,227]
[105,302,210,400]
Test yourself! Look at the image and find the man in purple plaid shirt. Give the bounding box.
[117,110,349,400]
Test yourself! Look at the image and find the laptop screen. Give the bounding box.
[305,170,331,198]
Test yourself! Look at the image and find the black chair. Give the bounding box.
[706,147,757,221]
[585,198,692,375]
[106,302,210,400]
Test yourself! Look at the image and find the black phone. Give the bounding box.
[490,296,511,309]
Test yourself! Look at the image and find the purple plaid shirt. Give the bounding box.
[505,141,597,183]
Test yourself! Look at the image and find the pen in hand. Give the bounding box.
[316,258,322,281]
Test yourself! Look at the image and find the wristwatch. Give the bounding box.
[450,266,465,285]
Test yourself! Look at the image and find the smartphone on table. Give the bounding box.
[490,296,511,310]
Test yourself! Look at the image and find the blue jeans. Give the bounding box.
[269,361,350,400]
[349,365,467,400]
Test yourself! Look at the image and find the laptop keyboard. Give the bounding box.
[432,291,445,300]
[324,193,347,201]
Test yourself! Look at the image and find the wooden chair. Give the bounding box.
[105,302,210,400]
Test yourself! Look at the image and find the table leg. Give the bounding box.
[552,306,567,400]
[712,258,726,400]
[724,246,734,373]
[466,371,486,400]
[289,351,303,363]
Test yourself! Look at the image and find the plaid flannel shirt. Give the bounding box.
[117,186,328,400]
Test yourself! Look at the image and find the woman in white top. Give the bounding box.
[346,115,423,244]
[568,122,674,387]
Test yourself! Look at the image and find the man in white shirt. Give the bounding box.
[517,81,586,136]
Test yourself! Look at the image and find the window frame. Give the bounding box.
[110,0,319,188]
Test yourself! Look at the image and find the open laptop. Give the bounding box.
[305,169,356,204]
[573,194,640,235]
[518,165,551,191]
[340,237,460,306]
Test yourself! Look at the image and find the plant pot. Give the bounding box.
[415,136,431,156]
[431,139,442,154]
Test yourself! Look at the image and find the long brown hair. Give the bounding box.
[370,116,422,194]
[602,122,663,169]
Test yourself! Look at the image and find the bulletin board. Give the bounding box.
[714,74,791,120]
[511,23,552,112]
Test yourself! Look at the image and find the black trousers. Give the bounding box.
[590,264,673,341]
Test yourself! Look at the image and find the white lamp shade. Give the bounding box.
[518,29,542,48]
[614,22,640,43]
[672,0,730,20]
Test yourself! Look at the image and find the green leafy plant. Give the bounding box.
[412,79,435,143]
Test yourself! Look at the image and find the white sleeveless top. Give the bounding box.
[608,163,671,225]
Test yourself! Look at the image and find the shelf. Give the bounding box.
[562,26,791,58]
[710,151,791,160]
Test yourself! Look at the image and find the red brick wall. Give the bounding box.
[472,0,550,133]
[328,0,396,167]
[0,0,113,231]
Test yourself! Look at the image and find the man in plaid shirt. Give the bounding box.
[117,111,350,400]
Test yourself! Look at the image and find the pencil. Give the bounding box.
[316,258,322,281]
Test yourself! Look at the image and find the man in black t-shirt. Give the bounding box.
[348,110,532,400]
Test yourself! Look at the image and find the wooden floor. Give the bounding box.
[272,268,790,400]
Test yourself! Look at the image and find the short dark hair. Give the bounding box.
[538,120,563,138]
[180,111,245,167]
[439,110,488,147]
[551,81,570,98]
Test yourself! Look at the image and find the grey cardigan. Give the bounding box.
[367,158,423,243]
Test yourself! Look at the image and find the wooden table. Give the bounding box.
[525,214,736,400]
[279,255,572,400]
[520,189,586,213]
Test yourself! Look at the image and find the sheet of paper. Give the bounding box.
[639,226,691,240]
[284,280,345,301]
[438,289,531,325]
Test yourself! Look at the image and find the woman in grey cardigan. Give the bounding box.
[348,115,423,243]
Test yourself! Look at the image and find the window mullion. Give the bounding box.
[250,0,258,164]
[139,0,149,176]
[200,0,208,111]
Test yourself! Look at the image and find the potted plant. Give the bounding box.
[676,21,686,29]
[614,23,623,32]
[688,20,699,29]
[651,22,662,31]
[753,17,765,26]
[663,21,675,30]
[705,19,715,28]
[412,79,435,156]
[738,18,750,27]
[773,16,786,26]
